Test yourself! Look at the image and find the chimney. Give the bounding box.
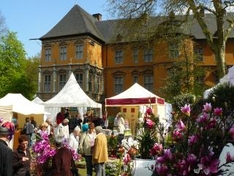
[93,13,102,21]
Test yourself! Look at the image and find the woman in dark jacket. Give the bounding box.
[13,134,31,176]
[51,135,73,176]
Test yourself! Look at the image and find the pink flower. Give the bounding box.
[173,129,183,141]
[145,119,155,129]
[175,120,186,131]
[181,104,191,116]
[199,156,219,175]
[123,153,131,165]
[203,103,212,113]
[187,153,197,165]
[213,107,222,116]
[150,143,163,156]
[196,112,209,123]
[229,126,234,139]
[226,152,234,163]
[188,135,198,146]
[156,164,168,175]
[146,107,153,115]
[206,118,217,129]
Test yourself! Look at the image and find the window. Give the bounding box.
[169,43,179,58]
[133,75,138,83]
[114,76,124,94]
[194,47,204,61]
[133,48,138,63]
[144,49,153,62]
[75,73,83,88]
[76,45,83,59]
[88,73,93,92]
[45,48,51,62]
[59,74,66,90]
[44,75,51,92]
[144,75,153,92]
[95,75,100,93]
[115,50,124,64]
[60,47,67,61]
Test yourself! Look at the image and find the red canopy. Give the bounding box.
[105,83,164,107]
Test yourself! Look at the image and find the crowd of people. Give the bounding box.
[0,107,112,176]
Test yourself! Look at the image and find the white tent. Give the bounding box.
[44,73,102,122]
[105,83,170,135]
[32,96,44,104]
[0,93,46,116]
[204,65,234,98]
[105,83,165,106]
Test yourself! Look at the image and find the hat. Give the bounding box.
[82,123,89,132]
[0,126,10,135]
[63,118,69,123]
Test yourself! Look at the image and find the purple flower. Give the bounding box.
[229,126,234,139]
[213,107,222,116]
[150,143,163,156]
[145,119,155,129]
[175,120,186,131]
[196,112,209,123]
[173,129,183,141]
[187,153,197,165]
[156,164,168,175]
[181,104,191,116]
[198,156,219,175]
[188,135,198,146]
[203,103,212,113]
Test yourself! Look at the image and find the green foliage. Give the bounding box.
[0,31,39,99]
[206,82,234,117]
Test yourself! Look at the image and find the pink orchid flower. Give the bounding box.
[181,104,191,116]
[203,103,212,113]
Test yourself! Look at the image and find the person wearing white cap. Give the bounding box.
[69,126,81,154]
[56,118,70,140]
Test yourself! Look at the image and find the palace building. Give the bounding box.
[37,4,234,104]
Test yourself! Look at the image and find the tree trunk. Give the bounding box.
[213,42,227,79]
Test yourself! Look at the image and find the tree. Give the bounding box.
[106,0,234,79]
[0,31,38,99]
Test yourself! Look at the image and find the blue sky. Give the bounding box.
[0,0,109,57]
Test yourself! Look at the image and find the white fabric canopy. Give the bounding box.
[44,73,102,109]
[32,96,44,104]
[105,83,165,107]
[0,93,46,115]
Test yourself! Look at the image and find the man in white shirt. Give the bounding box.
[56,118,70,140]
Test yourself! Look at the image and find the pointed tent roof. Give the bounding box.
[40,4,104,41]
[44,73,102,108]
[32,97,44,104]
[0,93,45,115]
[105,83,165,107]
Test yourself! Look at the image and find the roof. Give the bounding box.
[40,4,234,43]
[105,83,165,106]
[40,4,104,41]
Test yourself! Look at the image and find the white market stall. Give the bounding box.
[44,73,102,123]
[105,83,169,136]
[0,93,47,149]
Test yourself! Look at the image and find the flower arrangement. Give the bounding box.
[150,103,234,176]
[121,137,139,176]
[32,132,79,165]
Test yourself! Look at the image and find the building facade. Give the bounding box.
[38,4,234,104]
